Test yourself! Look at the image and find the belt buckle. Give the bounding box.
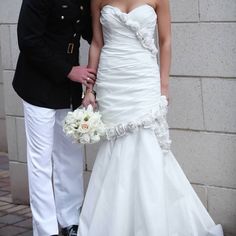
[67,43,74,54]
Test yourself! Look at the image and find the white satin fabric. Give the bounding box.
[79,5,223,236]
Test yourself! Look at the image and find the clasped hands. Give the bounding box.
[68,66,97,108]
[68,66,96,87]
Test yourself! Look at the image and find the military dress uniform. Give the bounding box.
[12,0,92,235]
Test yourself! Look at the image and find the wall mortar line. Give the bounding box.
[191,182,236,191]
[170,75,236,80]
[169,128,236,135]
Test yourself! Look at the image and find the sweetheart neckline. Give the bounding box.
[101,4,155,15]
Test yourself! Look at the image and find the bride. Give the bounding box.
[79,0,224,235]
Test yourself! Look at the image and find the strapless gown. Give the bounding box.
[78,5,224,236]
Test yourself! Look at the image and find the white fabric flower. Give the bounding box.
[126,122,138,132]
[115,12,158,56]
[119,13,128,23]
[104,97,171,154]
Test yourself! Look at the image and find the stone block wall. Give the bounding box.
[0,40,7,151]
[0,51,7,152]
[0,0,28,203]
[0,0,236,235]
[168,4,236,235]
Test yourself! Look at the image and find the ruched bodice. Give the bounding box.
[100,4,158,55]
[96,5,160,125]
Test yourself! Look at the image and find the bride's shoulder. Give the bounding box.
[147,0,159,11]
[155,0,170,8]
[98,0,110,10]
[91,0,103,10]
[91,0,104,6]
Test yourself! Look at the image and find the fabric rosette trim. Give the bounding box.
[115,11,158,56]
[105,96,171,154]
[64,97,171,153]
[63,105,106,144]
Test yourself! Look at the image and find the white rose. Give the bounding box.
[90,134,100,143]
[79,134,90,144]
[78,122,90,134]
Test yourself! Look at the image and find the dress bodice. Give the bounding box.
[100,4,158,55]
[96,4,161,127]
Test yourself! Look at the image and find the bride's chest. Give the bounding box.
[100,5,157,30]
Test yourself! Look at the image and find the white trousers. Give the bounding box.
[23,101,84,236]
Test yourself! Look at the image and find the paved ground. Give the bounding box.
[0,153,33,236]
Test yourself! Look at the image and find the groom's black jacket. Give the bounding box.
[13,0,92,109]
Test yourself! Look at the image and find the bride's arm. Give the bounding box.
[88,0,104,72]
[83,0,104,107]
[156,0,171,101]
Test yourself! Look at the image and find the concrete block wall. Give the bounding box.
[0,43,7,152]
[0,0,27,203]
[0,0,21,153]
[0,0,236,235]
[168,1,236,234]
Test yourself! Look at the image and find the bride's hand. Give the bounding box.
[161,88,169,105]
[82,91,97,109]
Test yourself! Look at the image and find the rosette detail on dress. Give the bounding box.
[104,96,171,154]
[115,11,158,56]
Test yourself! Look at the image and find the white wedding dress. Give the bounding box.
[79,4,223,236]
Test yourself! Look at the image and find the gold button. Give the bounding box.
[80,5,84,10]
[61,16,64,20]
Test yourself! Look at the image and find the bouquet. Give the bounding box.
[63,105,105,144]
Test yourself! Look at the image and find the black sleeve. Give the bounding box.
[81,0,93,44]
[17,0,72,84]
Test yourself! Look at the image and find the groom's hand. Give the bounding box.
[67,66,96,87]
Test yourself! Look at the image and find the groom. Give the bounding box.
[12,0,95,235]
